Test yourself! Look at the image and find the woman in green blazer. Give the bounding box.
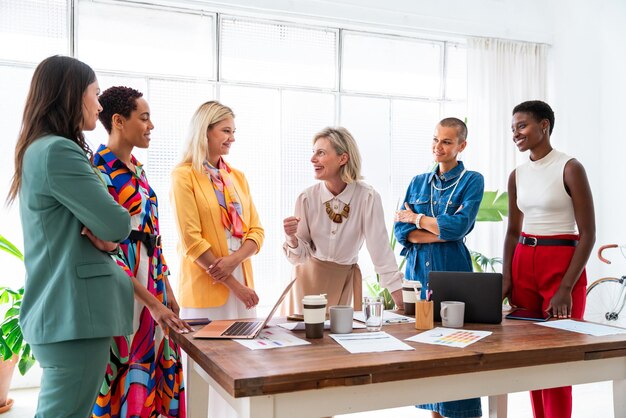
[6,56,134,418]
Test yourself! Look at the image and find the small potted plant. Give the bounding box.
[0,234,35,413]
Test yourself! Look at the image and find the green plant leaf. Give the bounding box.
[0,234,24,260]
[18,350,35,375]
[476,191,508,222]
[1,317,19,334]
[471,251,503,273]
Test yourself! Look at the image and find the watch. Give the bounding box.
[414,213,424,229]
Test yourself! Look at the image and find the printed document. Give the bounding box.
[330,331,414,354]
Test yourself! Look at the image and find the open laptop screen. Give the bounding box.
[429,271,503,324]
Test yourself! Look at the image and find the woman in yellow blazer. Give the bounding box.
[171,101,263,321]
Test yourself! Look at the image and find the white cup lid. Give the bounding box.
[402,279,422,289]
[302,294,327,305]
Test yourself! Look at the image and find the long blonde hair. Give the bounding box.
[313,127,363,183]
[180,101,235,172]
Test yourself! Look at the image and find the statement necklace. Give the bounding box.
[430,169,466,216]
[325,201,350,223]
[431,169,466,191]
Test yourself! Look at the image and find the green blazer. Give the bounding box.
[19,135,134,344]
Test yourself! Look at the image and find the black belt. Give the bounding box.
[128,230,161,255]
[519,236,578,247]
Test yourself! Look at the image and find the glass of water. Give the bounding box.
[363,296,384,331]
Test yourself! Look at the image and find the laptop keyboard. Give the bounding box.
[222,321,263,336]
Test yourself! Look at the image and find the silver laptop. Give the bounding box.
[194,278,296,339]
[429,272,503,324]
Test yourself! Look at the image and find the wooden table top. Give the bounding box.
[171,317,626,398]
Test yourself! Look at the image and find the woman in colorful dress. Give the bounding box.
[93,86,191,418]
[170,100,263,417]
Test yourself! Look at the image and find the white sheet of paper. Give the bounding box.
[406,327,492,348]
[353,310,416,324]
[234,327,311,350]
[330,331,415,353]
[536,319,626,336]
[277,320,366,331]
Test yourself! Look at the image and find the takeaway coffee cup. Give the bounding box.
[302,294,327,338]
[440,301,465,328]
[330,305,353,334]
[402,280,421,315]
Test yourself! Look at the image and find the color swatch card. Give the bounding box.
[234,327,310,350]
[407,327,492,348]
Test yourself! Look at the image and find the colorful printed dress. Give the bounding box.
[93,145,185,418]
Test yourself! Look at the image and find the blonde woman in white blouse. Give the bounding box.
[283,127,403,314]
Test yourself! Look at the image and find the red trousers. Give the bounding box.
[511,233,587,418]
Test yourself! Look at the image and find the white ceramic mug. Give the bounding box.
[329,305,353,334]
[440,301,465,328]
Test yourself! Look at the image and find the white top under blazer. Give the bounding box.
[516,149,577,235]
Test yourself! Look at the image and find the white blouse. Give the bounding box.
[283,181,403,293]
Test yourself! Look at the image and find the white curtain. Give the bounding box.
[464,37,548,263]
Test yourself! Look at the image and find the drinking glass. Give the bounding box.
[363,296,384,331]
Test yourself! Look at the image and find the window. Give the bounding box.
[1,1,467,312]
[0,0,69,63]
[342,31,443,97]
[77,1,216,78]
[220,16,337,89]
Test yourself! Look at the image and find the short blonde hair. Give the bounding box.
[180,101,235,172]
[313,127,363,183]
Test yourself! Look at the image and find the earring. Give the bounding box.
[542,129,547,135]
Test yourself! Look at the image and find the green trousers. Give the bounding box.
[30,337,111,418]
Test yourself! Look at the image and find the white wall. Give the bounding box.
[549,0,626,279]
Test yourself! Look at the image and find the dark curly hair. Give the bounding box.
[513,100,555,135]
[98,86,144,134]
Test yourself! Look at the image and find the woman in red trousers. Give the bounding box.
[503,100,595,418]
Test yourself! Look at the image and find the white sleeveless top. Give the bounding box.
[516,149,577,235]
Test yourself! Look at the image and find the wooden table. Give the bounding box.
[171,318,626,418]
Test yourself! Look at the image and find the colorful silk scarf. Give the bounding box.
[203,158,245,238]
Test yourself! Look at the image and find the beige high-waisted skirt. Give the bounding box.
[286,256,362,315]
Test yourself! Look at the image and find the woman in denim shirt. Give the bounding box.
[394,117,484,418]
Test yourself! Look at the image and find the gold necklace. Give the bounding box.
[325,201,350,223]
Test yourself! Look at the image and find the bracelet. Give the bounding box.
[106,244,120,255]
[414,213,424,229]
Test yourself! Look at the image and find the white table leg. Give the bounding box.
[614,378,626,417]
[239,395,275,418]
[488,394,508,418]
[186,356,209,417]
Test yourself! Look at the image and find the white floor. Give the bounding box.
[3,381,614,417]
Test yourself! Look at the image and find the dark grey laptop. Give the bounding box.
[429,271,503,324]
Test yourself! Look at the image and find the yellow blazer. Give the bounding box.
[171,163,264,308]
